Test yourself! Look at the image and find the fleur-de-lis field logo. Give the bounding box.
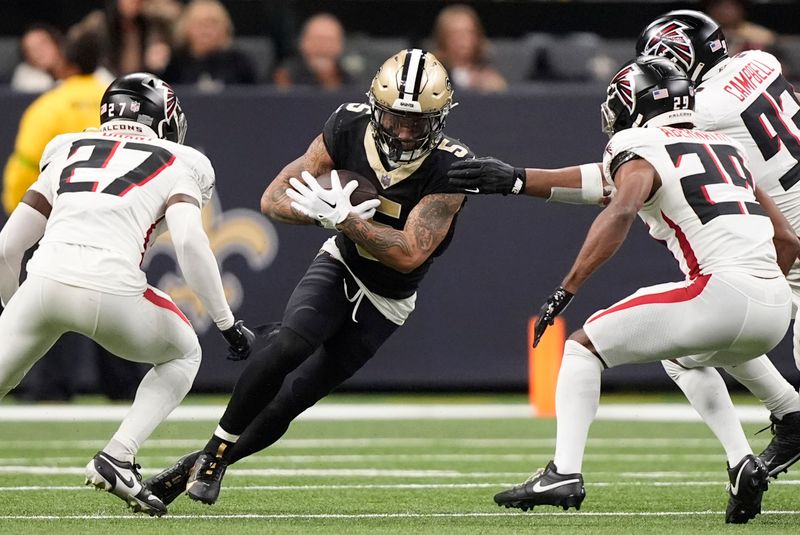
[142,192,278,332]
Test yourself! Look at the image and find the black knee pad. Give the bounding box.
[272,327,315,363]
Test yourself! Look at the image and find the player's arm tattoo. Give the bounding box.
[337,193,464,273]
[261,134,334,224]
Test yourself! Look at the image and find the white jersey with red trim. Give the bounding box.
[602,126,780,279]
[25,126,214,295]
[694,50,800,231]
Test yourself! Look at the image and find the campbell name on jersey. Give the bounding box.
[26,126,215,295]
[603,126,780,280]
[322,102,472,299]
[695,50,800,231]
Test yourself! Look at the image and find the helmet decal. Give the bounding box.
[640,20,695,72]
[163,82,178,121]
[610,64,638,114]
[399,48,426,102]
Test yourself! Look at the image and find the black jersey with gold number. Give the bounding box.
[322,102,472,299]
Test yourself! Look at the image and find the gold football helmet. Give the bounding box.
[368,49,454,164]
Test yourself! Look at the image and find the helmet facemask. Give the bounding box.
[368,48,454,166]
[370,96,449,164]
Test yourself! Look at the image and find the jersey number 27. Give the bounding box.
[58,139,175,197]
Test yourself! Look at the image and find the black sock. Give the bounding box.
[203,434,235,463]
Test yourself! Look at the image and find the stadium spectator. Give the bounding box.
[703,0,776,55]
[161,0,256,89]
[431,4,506,93]
[3,27,108,213]
[273,13,352,89]
[83,0,180,76]
[10,24,64,93]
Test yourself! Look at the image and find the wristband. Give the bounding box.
[510,168,526,195]
[547,163,604,204]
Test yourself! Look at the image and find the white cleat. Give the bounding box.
[85,451,167,516]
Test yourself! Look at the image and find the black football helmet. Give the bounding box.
[636,10,728,83]
[601,55,695,138]
[100,72,187,144]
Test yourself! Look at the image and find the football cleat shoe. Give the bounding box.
[725,454,769,524]
[494,461,585,512]
[85,451,167,516]
[143,450,201,506]
[185,449,228,505]
[757,411,800,478]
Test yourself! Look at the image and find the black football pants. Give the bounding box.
[218,253,399,463]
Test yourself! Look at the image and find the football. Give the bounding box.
[315,169,379,205]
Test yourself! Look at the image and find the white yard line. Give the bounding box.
[2,480,800,493]
[1,511,799,520]
[0,452,731,465]
[0,437,727,449]
[0,403,773,422]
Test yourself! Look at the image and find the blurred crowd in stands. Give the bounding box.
[4,0,798,97]
[1,0,797,401]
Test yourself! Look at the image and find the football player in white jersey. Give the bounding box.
[449,9,800,487]
[634,9,800,481]
[0,73,253,516]
[456,56,798,524]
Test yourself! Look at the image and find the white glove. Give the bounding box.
[287,170,380,229]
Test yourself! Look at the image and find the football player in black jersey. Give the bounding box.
[144,49,473,507]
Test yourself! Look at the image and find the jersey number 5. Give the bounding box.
[59,139,175,196]
[667,142,762,225]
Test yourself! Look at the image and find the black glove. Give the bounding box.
[533,287,574,348]
[220,320,255,361]
[447,157,526,195]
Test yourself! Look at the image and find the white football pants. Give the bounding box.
[584,272,792,368]
[0,274,201,457]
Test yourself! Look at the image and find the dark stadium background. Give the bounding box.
[0,0,798,394]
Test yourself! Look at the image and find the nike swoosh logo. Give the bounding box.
[730,459,751,496]
[464,188,480,193]
[532,478,581,493]
[105,462,135,488]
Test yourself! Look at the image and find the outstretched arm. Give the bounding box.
[261,134,335,224]
[336,193,465,274]
[448,156,607,204]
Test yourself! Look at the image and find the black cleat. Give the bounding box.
[143,451,201,506]
[725,454,769,524]
[494,461,585,512]
[85,451,167,516]
[186,450,228,505]
[757,411,800,478]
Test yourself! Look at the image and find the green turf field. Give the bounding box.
[0,395,797,534]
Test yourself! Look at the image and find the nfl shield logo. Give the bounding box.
[130,101,141,113]
[380,175,391,187]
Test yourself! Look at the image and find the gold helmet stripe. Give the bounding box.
[400,48,427,102]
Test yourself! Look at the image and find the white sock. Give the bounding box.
[724,356,800,420]
[553,340,603,474]
[664,360,751,466]
[105,346,201,462]
[214,425,240,443]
